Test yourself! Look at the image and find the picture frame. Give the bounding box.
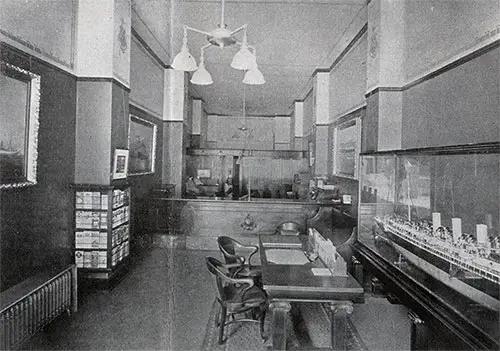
[332,117,361,179]
[197,169,211,179]
[128,115,157,175]
[113,149,129,179]
[0,61,41,189]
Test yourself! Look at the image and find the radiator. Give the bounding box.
[0,265,78,350]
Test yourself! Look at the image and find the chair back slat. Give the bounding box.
[217,236,241,265]
[206,257,233,301]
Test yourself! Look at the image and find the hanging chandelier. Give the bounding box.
[171,0,265,86]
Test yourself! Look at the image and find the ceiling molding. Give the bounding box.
[176,0,365,4]
[131,29,170,69]
[131,6,171,66]
[327,23,367,72]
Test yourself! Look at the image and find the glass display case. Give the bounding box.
[357,142,499,344]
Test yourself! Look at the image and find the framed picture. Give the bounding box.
[332,117,361,179]
[0,61,41,189]
[128,115,157,175]
[197,169,211,179]
[113,149,129,179]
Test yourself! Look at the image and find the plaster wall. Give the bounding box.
[130,35,164,116]
[0,0,77,69]
[404,0,499,82]
[329,34,367,121]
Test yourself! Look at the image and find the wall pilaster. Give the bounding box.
[366,0,405,151]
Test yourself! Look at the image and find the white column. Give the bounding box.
[75,0,131,86]
[76,0,114,77]
[294,101,304,139]
[192,98,202,135]
[163,68,187,121]
[314,72,330,125]
[313,72,330,176]
[366,0,405,151]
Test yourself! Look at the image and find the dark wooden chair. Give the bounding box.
[217,236,262,279]
[206,257,268,344]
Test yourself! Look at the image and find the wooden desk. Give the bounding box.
[259,235,364,350]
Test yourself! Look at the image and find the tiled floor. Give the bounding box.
[25,247,411,350]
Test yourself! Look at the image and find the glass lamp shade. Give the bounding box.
[231,44,257,70]
[243,67,265,85]
[171,44,198,71]
[190,62,213,85]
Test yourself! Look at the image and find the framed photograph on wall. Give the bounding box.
[332,117,362,179]
[0,61,41,189]
[128,115,157,175]
[197,169,211,178]
[113,149,129,179]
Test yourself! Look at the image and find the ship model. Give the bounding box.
[374,213,500,311]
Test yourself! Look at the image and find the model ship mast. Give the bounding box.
[407,171,411,221]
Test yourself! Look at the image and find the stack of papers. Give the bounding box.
[261,236,302,248]
[266,249,310,265]
[311,268,333,276]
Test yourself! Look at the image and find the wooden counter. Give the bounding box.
[149,197,351,249]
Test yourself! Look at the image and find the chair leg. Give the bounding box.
[215,303,221,327]
[260,305,267,340]
[218,306,227,344]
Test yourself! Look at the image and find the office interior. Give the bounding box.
[1,1,499,350]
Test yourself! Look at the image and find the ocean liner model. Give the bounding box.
[359,143,500,311]
[374,214,500,311]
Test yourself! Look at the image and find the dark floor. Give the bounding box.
[24,247,411,350]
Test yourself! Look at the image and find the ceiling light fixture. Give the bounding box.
[171,0,265,86]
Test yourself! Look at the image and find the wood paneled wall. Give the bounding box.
[0,44,77,291]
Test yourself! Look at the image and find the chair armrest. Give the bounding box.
[232,239,259,266]
[220,273,255,288]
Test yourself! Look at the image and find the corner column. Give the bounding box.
[74,0,131,184]
[365,0,405,151]
[191,98,203,148]
[293,101,304,151]
[161,68,188,197]
[313,71,331,176]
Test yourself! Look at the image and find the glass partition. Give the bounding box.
[358,143,499,341]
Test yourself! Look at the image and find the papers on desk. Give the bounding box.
[311,268,333,276]
[266,249,310,265]
[261,236,302,248]
[309,228,348,276]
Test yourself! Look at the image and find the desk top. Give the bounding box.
[259,235,364,302]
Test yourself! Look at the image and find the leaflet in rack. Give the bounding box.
[75,191,109,210]
[112,224,129,247]
[75,250,107,268]
[112,241,129,267]
[75,231,107,249]
[75,210,108,229]
[112,188,129,209]
[112,206,129,228]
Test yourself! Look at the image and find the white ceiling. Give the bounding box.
[169,0,366,116]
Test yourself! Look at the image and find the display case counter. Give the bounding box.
[353,142,499,350]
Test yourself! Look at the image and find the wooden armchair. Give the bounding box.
[217,236,261,279]
[206,257,268,344]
